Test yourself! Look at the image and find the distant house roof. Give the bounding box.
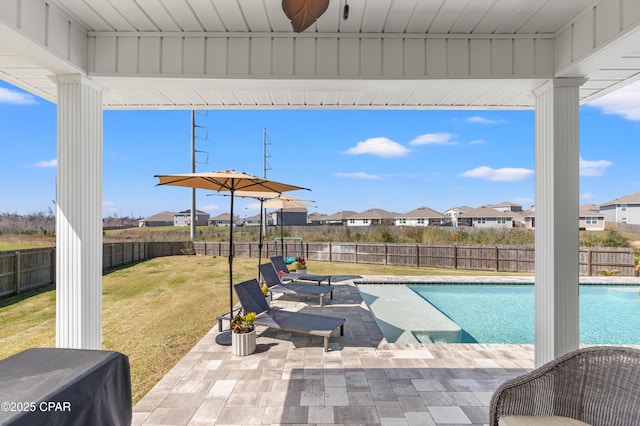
[398,206,443,219]
[444,205,473,214]
[600,192,640,207]
[176,209,210,216]
[324,210,358,221]
[210,213,241,221]
[348,208,397,219]
[490,201,523,209]
[308,212,327,219]
[459,207,515,218]
[579,204,604,217]
[141,211,175,222]
[244,213,262,221]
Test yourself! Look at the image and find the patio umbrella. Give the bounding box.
[211,191,314,278]
[155,170,309,345]
[263,197,315,257]
[228,192,313,275]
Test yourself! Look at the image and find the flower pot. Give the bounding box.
[232,330,256,356]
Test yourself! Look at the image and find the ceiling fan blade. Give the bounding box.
[282,0,330,32]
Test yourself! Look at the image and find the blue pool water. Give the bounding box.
[409,285,640,344]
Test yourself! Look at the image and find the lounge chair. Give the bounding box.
[233,278,345,352]
[259,263,333,306]
[490,346,640,426]
[270,255,331,285]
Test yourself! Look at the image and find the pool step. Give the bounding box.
[358,284,461,344]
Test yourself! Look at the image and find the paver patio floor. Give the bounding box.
[132,276,537,426]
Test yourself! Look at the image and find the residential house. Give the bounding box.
[271,208,308,226]
[523,207,536,229]
[347,209,396,227]
[443,206,472,227]
[579,204,605,231]
[322,211,358,226]
[209,213,242,227]
[308,212,327,225]
[173,209,210,227]
[395,207,444,227]
[458,207,514,229]
[138,211,174,227]
[489,201,523,213]
[600,192,640,225]
[242,213,272,227]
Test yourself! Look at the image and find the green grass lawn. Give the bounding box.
[0,255,530,404]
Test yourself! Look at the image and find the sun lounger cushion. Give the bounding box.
[259,263,333,306]
[233,279,345,351]
[270,256,331,285]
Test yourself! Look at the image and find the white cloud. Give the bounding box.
[460,166,533,182]
[199,204,221,212]
[244,202,262,211]
[335,172,382,180]
[580,156,612,176]
[465,116,503,124]
[34,159,57,167]
[410,133,457,146]
[581,192,595,200]
[0,87,37,105]
[588,80,640,121]
[102,201,119,216]
[469,139,486,145]
[345,137,409,157]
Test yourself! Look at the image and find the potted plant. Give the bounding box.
[231,311,256,356]
[261,283,270,307]
[294,256,307,274]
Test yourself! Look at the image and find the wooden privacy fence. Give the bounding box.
[194,241,638,277]
[1,241,637,299]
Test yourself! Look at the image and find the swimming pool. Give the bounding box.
[357,283,640,345]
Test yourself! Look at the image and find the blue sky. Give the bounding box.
[1,80,639,219]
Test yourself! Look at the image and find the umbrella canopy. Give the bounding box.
[155,170,308,194]
[263,197,316,256]
[155,169,309,345]
[211,191,315,278]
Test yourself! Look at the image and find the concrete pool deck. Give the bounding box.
[357,284,461,344]
[132,275,640,426]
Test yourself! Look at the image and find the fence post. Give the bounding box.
[587,249,592,276]
[14,251,21,294]
[495,246,499,272]
[329,242,332,262]
[416,244,420,267]
[384,244,388,265]
[453,245,458,269]
[355,243,358,264]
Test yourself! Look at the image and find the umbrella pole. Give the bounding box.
[216,186,235,346]
[257,199,264,280]
[228,188,234,324]
[280,210,284,256]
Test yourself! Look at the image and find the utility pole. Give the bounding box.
[190,110,196,241]
[262,128,271,236]
[188,111,210,241]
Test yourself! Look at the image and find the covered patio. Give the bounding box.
[133,277,537,425]
[2,0,640,397]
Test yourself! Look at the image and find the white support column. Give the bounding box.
[52,74,104,349]
[533,78,585,367]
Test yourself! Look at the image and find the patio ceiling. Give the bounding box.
[1,0,640,109]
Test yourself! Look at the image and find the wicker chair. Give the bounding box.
[489,346,640,426]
